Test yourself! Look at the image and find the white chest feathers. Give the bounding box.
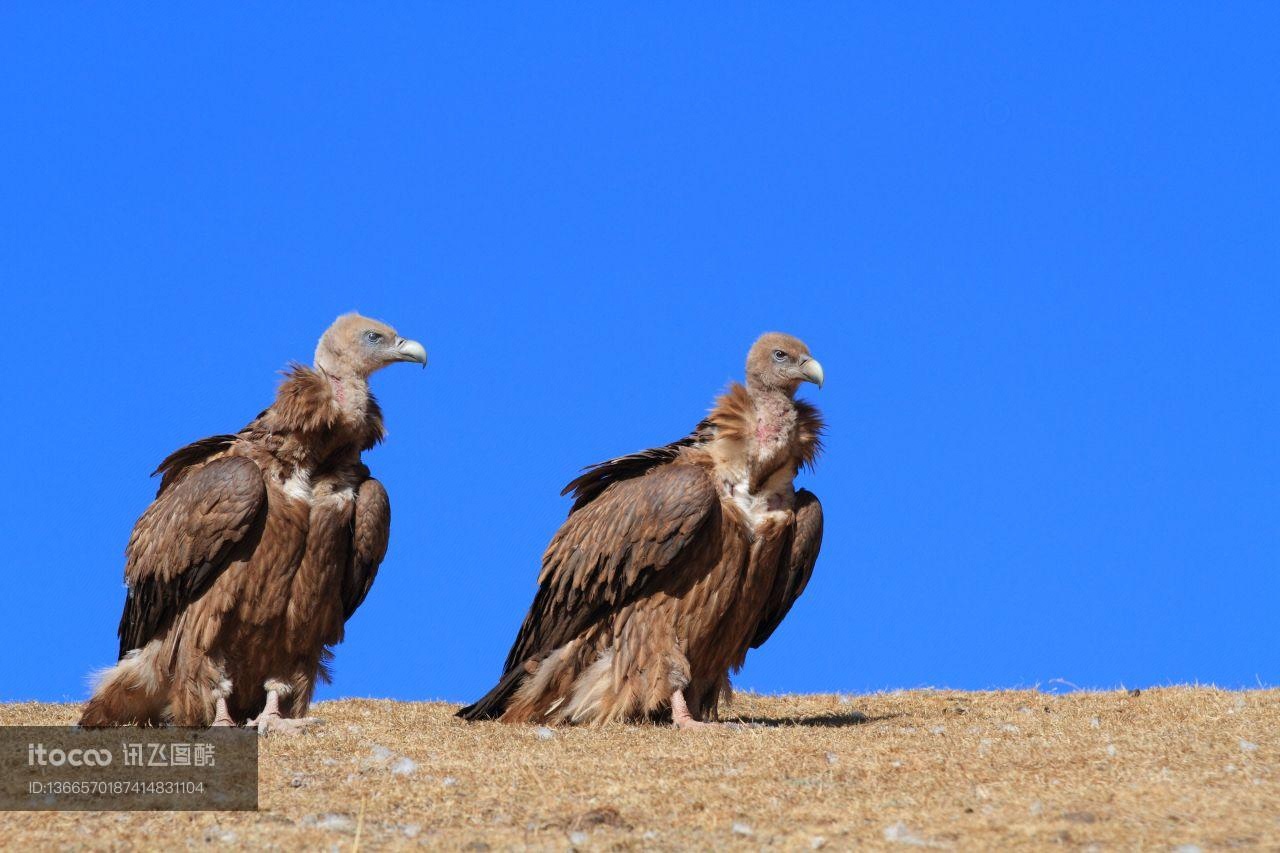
[281,468,357,509]
[282,468,313,502]
[721,466,795,530]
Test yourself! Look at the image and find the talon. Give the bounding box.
[676,717,715,730]
[256,715,322,737]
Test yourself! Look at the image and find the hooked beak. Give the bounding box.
[394,337,428,367]
[800,357,824,389]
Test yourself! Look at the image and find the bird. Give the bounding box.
[78,313,427,733]
[458,332,824,728]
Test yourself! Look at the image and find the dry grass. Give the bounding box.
[2,688,1277,850]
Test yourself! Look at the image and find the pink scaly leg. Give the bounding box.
[211,697,235,727]
[672,689,716,730]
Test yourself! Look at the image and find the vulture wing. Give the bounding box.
[118,454,267,658]
[458,462,720,720]
[750,489,823,648]
[507,461,720,675]
[342,477,390,621]
[559,420,716,513]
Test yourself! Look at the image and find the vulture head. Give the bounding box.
[314,313,428,379]
[747,332,824,395]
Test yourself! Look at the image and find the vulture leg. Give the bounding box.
[212,697,234,727]
[671,689,756,731]
[671,689,716,730]
[246,686,321,737]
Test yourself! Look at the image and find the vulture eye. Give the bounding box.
[772,349,787,362]
[364,331,383,344]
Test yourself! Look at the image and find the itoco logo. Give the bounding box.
[27,743,114,767]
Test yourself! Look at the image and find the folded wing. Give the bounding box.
[751,489,823,648]
[342,477,390,622]
[118,454,267,659]
[458,462,720,720]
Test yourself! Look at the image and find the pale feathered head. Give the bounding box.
[746,332,824,394]
[314,313,427,378]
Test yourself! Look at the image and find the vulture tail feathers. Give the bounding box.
[560,419,715,513]
[456,666,527,721]
[78,677,147,727]
[79,648,168,727]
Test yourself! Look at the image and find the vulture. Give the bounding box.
[458,333,825,728]
[79,313,426,733]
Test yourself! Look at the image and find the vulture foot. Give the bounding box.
[670,689,726,730]
[248,714,322,737]
[674,716,716,730]
[245,688,322,737]
[670,690,759,730]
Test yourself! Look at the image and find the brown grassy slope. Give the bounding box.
[2,689,1277,850]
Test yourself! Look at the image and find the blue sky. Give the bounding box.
[1,6,1276,703]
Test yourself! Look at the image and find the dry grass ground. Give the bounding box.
[1,688,1276,850]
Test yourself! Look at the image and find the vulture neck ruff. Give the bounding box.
[708,383,812,529]
[259,365,387,477]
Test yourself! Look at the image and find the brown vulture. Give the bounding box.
[458,333,824,728]
[79,313,426,733]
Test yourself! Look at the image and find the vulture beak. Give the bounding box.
[800,357,824,389]
[394,337,428,367]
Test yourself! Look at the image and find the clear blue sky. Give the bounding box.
[1,6,1276,703]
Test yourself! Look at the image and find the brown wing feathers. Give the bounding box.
[559,420,715,513]
[343,478,391,621]
[751,488,823,648]
[458,462,719,720]
[151,435,237,496]
[118,454,267,659]
[510,463,718,671]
